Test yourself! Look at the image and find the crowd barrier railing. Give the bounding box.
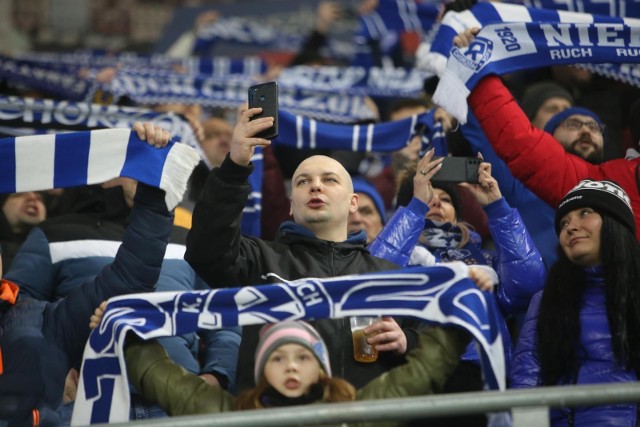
[86,381,640,427]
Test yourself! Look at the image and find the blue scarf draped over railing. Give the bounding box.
[71,262,505,425]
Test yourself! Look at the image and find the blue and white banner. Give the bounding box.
[352,0,439,68]
[11,51,267,78]
[432,21,640,122]
[196,16,305,51]
[275,108,445,153]
[278,65,430,98]
[71,262,505,425]
[418,2,640,86]
[0,56,96,101]
[0,95,200,151]
[358,0,438,41]
[0,54,422,121]
[0,129,200,210]
[517,0,640,19]
[99,72,378,123]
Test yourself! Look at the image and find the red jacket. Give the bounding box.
[469,76,640,240]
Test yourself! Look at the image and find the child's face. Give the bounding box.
[263,343,322,398]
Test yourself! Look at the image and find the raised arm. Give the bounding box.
[47,124,176,363]
[185,108,273,287]
[460,162,546,315]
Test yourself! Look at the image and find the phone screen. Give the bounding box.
[248,82,279,139]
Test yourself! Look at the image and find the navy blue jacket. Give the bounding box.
[511,267,638,426]
[6,187,240,389]
[0,184,172,426]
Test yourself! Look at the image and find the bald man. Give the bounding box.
[185,107,421,392]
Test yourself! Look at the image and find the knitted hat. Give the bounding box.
[555,179,635,234]
[543,107,603,135]
[521,81,574,121]
[352,177,386,224]
[254,321,332,383]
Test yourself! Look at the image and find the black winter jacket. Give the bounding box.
[186,157,419,392]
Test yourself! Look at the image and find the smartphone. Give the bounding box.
[248,82,279,139]
[432,157,481,184]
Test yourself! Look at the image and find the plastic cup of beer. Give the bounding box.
[350,316,380,363]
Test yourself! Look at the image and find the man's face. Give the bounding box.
[2,192,46,234]
[201,117,233,168]
[348,193,383,243]
[553,114,604,164]
[532,97,572,129]
[290,155,358,235]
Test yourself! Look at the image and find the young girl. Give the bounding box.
[93,311,476,422]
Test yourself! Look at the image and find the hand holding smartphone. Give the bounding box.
[248,82,279,139]
[432,157,481,184]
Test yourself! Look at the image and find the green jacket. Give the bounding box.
[125,326,469,426]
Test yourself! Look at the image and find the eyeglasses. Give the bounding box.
[560,118,605,134]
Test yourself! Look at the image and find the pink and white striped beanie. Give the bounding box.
[254,321,332,383]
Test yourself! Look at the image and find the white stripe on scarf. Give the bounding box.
[0,129,200,210]
[71,262,505,425]
[432,21,640,123]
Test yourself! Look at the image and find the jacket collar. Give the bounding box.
[277,221,367,245]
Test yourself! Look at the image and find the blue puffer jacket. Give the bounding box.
[0,184,172,427]
[369,196,546,368]
[510,266,638,426]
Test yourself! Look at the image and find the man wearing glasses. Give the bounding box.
[466,75,640,240]
[542,108,605,165]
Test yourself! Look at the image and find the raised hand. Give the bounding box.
[459,160,502,206]
[413,148,444,205]
[453,27,480,48]
[229,107,274,166]
[132,122,171,148]
[468,266,494,291]
[89,300,108,330]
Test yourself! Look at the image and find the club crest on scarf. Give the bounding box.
[452,37,494,72]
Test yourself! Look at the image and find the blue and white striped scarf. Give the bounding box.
[0,95,200,151]
[195,16,305,52]
[0,129,200,210]
[519,0,640,18]
[432,21,640,123]
[71,262,505,425]
[10,51,267,79]
[419,3,640,87]
[0,54,422,121]
[354,0,439,67]
[275,109,446,154]
[98,71,378,123]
